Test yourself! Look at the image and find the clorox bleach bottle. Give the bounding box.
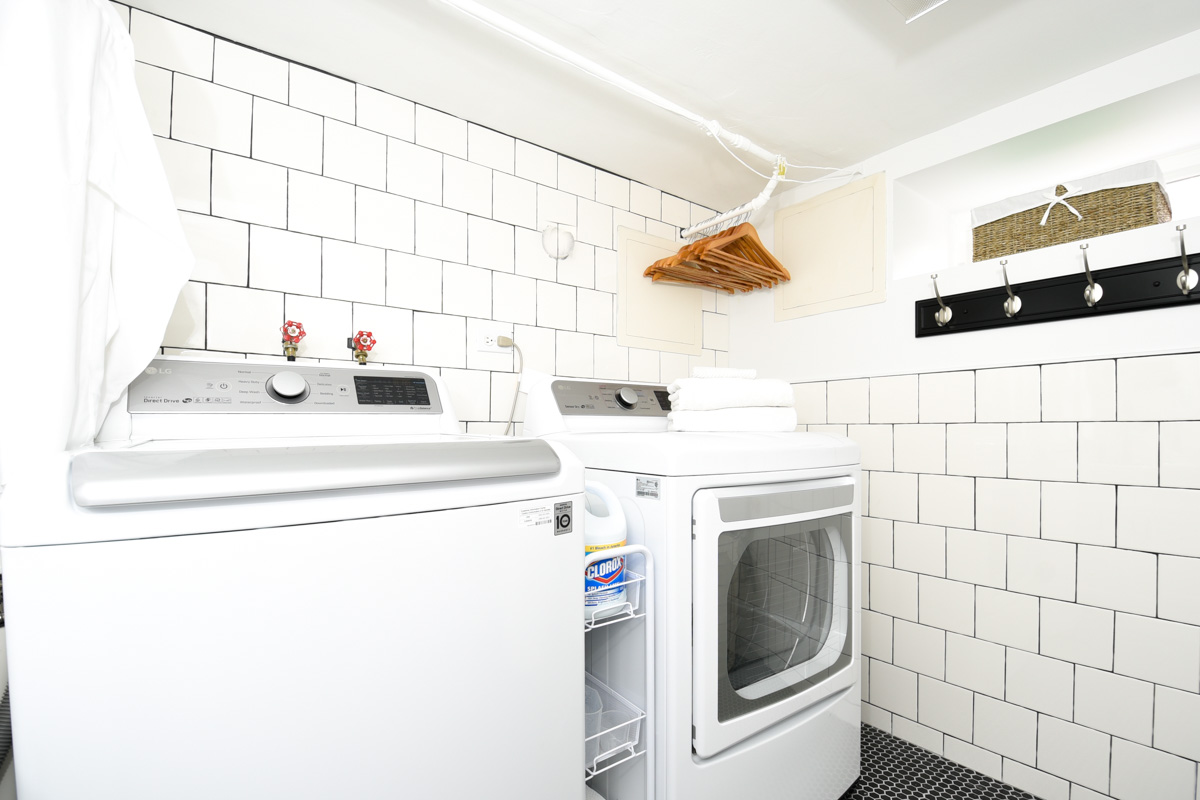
[583,482,628,621]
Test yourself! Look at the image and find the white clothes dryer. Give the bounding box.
[525,377,862,800]
[0,357,586,800]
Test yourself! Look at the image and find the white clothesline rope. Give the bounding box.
[434,0,855,236]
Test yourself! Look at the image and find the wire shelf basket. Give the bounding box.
[584,673,646,779]
[584,569,646,631]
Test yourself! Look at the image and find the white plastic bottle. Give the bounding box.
[583,481,628,621]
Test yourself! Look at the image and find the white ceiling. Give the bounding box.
[132,0,1200,211]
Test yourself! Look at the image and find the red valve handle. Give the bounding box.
[353,331,376,351]
[281,320,307,343]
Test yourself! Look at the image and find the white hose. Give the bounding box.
[435,0,855,235]
[503,343,524,436]
[435,0,779,164]
[683,167,783,240]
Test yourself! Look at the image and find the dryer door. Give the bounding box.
[692,476,858,758]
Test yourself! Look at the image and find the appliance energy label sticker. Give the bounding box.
[519,506,553,529]
[554,501,573,535]
[636,477,660,499]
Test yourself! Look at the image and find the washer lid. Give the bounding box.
[71,438,561,507]
[542,430,859,476]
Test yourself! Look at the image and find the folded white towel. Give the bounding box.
[666,378,795,411]
[690,366,757,380]
[667,406,798,432]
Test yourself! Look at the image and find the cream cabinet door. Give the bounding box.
[617,226,704,355]
[774,172,887,320]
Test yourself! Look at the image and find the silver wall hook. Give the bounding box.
[1178,225,1197,295]
[1080,243,1103,307]
[1001,260,1022,318]
[931,274,952,326]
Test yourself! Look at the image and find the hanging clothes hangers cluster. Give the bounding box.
[644,222,791,294]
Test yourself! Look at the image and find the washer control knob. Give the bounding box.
[267,371,309,403]
[615,386,639,409]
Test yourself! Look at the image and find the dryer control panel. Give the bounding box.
[550,380,669,416]
[127,360,443,414]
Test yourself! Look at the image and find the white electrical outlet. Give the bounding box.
[473,319,513,354]
[475,327,511,353]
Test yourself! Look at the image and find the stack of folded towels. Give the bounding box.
[666,367,797,432]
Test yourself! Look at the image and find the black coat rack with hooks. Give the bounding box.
[915,225,1197,337]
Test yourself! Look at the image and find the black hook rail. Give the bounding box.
[915,251,1198,337]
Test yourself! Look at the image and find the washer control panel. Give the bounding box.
[127,360,442,414]
[550,380,670,416]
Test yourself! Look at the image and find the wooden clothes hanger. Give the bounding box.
[644,223,790,294]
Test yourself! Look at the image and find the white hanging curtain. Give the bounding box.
[0,0,193,475]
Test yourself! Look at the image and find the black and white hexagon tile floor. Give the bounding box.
[839,725,1040,800]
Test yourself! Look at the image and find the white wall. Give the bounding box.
[731,28,1200,383]
[114,2,730,434]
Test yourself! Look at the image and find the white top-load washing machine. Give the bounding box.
[525,377,862,800]
[0,357,585,800]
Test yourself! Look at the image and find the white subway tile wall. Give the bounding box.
[945,422,1007,478]
[172,75,252,156]
[1074,666,1155,745]
[130,6,726,431]
[179,212,248,286]
[130,10,213,80]
[155,137,211,213]
[1110,738,1198,800]
[894,620,947,680]
[795,354,1200,799]
[893,715,946,755]
[133,63,171,137]
[945,735,1004,781]
[213,41,288,104]
[1003,758,1071,800]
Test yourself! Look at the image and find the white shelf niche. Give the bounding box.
[892,71,1200,283]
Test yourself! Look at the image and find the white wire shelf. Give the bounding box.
[584,569,646,631]
[581,543,654,798]
[584,673,646,780]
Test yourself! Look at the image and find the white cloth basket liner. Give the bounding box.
[971,161,1166,227]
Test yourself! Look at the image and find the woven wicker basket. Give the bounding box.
[972,182,1172,262]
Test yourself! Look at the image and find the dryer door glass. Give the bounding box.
[714,502,853,722]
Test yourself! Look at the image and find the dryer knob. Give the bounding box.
[267,371,309,403]
[615,386,639,409]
